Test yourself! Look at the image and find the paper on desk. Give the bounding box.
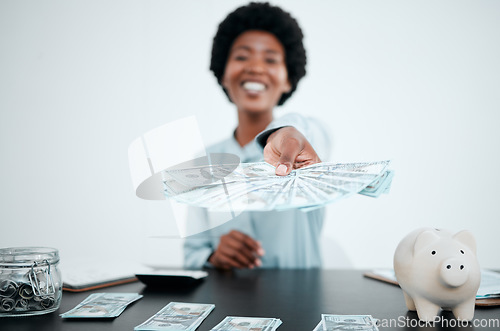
[370,269,500,299]
[476,269,500,298]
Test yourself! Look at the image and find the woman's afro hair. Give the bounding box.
[210,2,307,106]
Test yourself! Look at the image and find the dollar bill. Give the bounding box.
[211,316,282,331]
[211,178,294,211]
[134,302,215,331]
[321,314,378,331]
[236,162,278,178]
[163,160,393,212]
[163,162,276,191]
[359,170,395,197]
[60,293,142,318]
[312,320,323,331]
[164,164,237,188]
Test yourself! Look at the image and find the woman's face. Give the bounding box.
[222,30,291,114]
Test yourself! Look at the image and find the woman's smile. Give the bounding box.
[222,30,291,115]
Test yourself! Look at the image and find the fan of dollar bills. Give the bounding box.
[162,158,394,212]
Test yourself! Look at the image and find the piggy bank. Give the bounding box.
[393,228,480,321]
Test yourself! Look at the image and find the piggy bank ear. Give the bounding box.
[414,230,440,255]
[453,230,477,255]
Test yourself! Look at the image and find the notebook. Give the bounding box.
[364,269,500,306]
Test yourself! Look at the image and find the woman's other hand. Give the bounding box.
[209,230,265,269]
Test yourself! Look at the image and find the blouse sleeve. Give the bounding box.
[255,113,332,161]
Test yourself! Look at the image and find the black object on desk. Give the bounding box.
[136,270,207,289]
[1,269,498,331]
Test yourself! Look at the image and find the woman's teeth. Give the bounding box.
[243,82,266,92]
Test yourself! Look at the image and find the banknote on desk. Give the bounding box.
[318,314,379,331]
[134,302,215,331]
[60,293,142,318]
[211,316,282,331]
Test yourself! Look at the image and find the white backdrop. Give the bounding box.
[1,0,499,270]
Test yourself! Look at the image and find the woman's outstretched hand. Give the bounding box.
[264,126,321,176]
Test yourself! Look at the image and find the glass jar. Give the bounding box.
[0,247,62,317]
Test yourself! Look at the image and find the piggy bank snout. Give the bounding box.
[440,257,469,287]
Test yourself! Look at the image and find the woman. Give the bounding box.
[184,2,330,269]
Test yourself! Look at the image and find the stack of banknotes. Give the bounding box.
[163,160,394,212]
[59,294,382,330]
[211,316,282,330]
[60,295,283,330]
[135,302,215,331]
[60,293,142,318]
[134,301,282,331]
[313,314,379,331]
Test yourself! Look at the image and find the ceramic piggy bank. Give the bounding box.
[393,228,480,321]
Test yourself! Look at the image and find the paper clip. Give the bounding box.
[29,259,55,297]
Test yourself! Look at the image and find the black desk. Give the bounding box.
[1,269,499,330]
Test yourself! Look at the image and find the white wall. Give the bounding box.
[1,0,499,270]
